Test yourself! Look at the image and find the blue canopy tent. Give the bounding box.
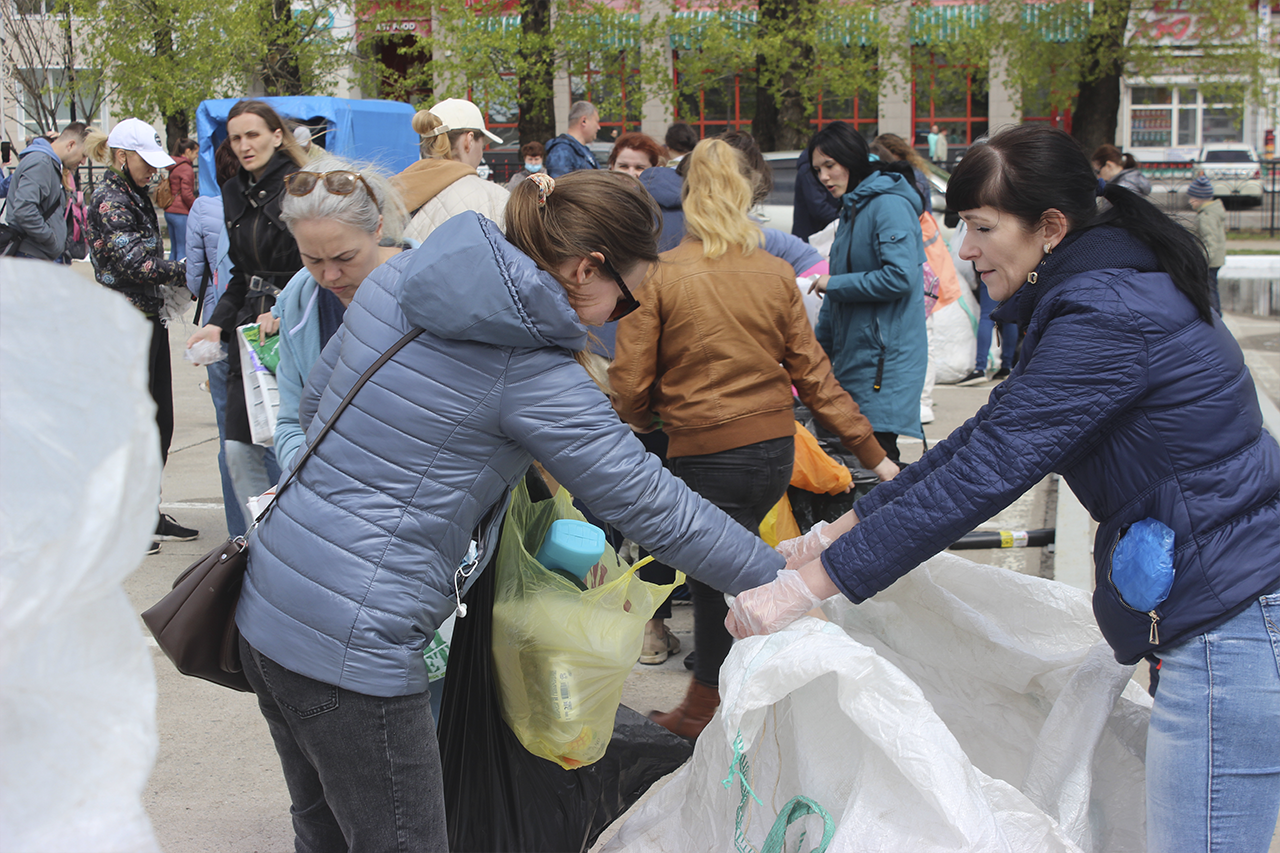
[195,96,419,197]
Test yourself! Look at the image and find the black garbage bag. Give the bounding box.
[438,477,693,853]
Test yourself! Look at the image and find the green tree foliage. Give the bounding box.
[666,1,883,149]
[359,0,659,144]
[71,0,353,148]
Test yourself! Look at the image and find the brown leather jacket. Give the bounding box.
[610,239,886,468]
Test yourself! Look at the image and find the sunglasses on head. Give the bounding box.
[285,170,377,205]
[596,255,641,322]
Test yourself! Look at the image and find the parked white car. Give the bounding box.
[1194,143,1263,205]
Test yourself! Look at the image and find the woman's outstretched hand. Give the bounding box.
[725,563,839,639]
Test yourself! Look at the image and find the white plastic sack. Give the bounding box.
[237,325,280,446]
[931,288,981,384]
[0,260,162,851]
[604,552,1151,853]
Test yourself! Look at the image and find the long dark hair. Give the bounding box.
[226,99,308,169]
[808,121,915,192]
[947,125,1211,323]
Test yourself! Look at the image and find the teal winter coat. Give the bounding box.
[816,171,927,438]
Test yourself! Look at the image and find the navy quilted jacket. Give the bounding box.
[237,213,786,696]
[821,226,1280,664]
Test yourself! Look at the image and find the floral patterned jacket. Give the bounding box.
[86,168,184,314]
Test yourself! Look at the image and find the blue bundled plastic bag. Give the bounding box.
[1111,518,1175,642]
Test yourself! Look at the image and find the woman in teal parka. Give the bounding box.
[809,122,927,462]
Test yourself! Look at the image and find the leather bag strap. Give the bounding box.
[248,326,424,529]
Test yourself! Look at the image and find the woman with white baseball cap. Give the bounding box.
[84,118,199,552]
[391,97,509,242]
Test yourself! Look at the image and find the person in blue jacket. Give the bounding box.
[543,101,601,178]
[807,121,927,463]
[236,171,788,850]
[727,125,1280,853]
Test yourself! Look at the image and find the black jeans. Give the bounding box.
[669,436,794,687]
[147,314,174,466]
[241,637,449,852]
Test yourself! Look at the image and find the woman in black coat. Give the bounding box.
[187,100,308,529]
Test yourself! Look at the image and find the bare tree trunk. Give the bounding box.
[1071,0,1131,154]
[517,0,555,145]
[753,0,816,151]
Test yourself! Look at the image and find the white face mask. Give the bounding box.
[525,162,543,173]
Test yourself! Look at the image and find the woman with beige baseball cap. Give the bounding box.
[391,97,508,242]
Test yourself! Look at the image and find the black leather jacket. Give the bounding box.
[208,153,303,334]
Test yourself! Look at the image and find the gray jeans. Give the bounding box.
[240,637,448,852]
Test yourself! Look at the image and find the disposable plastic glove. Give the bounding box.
[725,569,825,639]
[776,522,832,569]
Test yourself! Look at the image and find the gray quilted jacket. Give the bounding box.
[237,212,785,697]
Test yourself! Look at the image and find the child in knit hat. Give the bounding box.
[1188,175,1225,313]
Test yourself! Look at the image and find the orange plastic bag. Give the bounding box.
[790,423,851,495]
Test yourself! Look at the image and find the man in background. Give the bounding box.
[6,122,89,261]
[544,101,601,177]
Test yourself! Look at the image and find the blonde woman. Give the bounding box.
[609,139,897,739]
[392,98,508,242]
[84,119,197,549]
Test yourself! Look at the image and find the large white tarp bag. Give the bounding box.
[604,553,1151,853]
[0,260,163,852]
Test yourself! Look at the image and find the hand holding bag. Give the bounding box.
[142,328,424,691]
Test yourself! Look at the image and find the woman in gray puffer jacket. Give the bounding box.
[236,171,787,851]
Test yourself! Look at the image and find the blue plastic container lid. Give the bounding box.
[535,519,607,581]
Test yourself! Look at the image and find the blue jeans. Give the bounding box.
[164,211,188,261]
[1147,592,1280,853]
[226,440,281,531]
[241,636,449,852]
[976,280,1018,372]
[669,436,794,687]
[205,359,244,538]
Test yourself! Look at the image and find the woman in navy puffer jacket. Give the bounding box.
[728,125,1280,853]
[236,171,787,851]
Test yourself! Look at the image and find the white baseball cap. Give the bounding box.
[107,118,176,168]
[429,98,503,145]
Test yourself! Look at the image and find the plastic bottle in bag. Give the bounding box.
[534,519,605,591]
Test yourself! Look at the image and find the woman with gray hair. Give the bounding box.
[272,154,410,472]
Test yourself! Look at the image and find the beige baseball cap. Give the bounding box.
[429,98,503,145]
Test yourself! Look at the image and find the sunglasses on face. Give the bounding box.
[284,170,377,205]
[597,256,641,322]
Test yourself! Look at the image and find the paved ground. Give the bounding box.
[106,268,1277,851]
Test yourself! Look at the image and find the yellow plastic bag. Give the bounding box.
[491,480,677,769]
[759,494,801,547]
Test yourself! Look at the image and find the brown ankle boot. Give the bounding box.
[648,679,720,739]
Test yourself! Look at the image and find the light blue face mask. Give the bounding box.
[526,163,543,173]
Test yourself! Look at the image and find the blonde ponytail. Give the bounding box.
[682,138,761,259]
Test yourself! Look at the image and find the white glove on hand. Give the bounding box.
[776,522,832,569]
[725,569,825,639]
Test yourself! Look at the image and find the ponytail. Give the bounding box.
[84,130,113,167]
[1096,184,1212,322]
[504,170,661,297]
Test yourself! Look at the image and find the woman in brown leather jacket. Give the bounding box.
[609,139,898,739]
[186,100,308,526]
